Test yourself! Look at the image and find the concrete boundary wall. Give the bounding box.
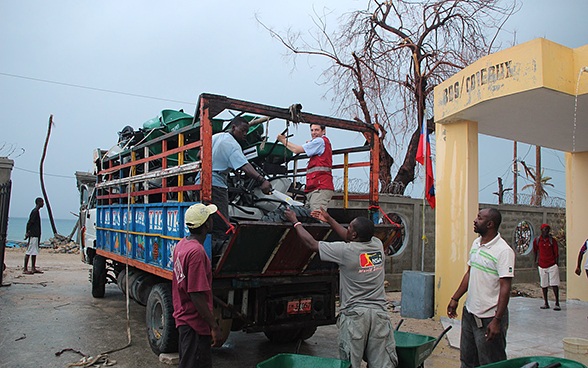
[331,194,565,290]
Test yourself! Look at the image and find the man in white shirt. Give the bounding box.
[447,208,515,367]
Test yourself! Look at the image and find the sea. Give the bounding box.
[5,217,78,243]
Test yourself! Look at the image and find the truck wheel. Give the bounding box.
[261,206,317,223]
[146,283,178,354]
[91,255,106,298]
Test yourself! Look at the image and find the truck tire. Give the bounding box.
[146,283,178,354]
[91,255,106,298]
[261,206,317,223]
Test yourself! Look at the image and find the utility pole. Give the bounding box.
[513,141,518,204]
[535,145,542,206]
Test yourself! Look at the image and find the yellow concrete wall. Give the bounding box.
[434,121,479,318]
[573,44,588,96]
[566,151,588,302]
[435,38,547,123]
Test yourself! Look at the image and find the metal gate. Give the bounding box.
[0,181,12,286]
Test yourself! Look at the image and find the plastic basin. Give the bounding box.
[478,356,587,368]
[257,354,350,368]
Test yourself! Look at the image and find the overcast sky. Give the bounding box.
[1,1,586,225]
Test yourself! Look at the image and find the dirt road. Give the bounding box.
[0,248,465,367]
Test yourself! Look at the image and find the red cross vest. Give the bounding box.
[306,136,334,192]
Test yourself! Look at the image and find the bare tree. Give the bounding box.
[259,0,517,193]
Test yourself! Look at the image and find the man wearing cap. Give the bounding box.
[172,203,222,368]
[277,123,333,212]
[533,224,561,310]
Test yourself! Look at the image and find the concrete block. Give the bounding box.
[159,352,179,365]
[400,270,434,319]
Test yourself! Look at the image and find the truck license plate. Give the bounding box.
[287,298,312,314]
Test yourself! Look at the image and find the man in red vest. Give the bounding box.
[278,123,334,212]
[533,224,560,310]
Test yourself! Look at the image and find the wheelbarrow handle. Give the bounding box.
[431,325,452,352]
[395,319,405,331]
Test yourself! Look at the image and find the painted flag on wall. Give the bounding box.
[416,120,436,208]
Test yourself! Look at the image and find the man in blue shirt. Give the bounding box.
[200,117,271,253]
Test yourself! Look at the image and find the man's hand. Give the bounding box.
[24,232,29,240]
[284,208,298,223]
[211,324,223,347]
[311,207,331,223]
[447,299,459,319]
[260,180,272,194]
[276,134,286,144]
[485,318,501,341]
[576,266,582,276]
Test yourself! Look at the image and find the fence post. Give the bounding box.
[0,157,14,287]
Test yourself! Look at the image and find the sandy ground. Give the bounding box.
[1,247,556,367]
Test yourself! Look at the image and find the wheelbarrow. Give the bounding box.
[394,319,453,368]
[478,356,587,368]
[257,353,350,368]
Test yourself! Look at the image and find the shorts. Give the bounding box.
[306,189,334,212]
[539,264,560,288]
[26,237,40,256]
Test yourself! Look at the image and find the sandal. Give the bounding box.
[23,270,34,275]
[540,305,550,309]
[554,305,561,311]
[33,270,44,274]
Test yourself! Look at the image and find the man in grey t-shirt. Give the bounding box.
[284,207,397,368]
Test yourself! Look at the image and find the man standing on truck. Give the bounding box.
[277,123,333,212]
[23,197,44,274]
[198,116,272,253]
[172,203,223,368]
[283,207,398,368]
[447,208,514,367]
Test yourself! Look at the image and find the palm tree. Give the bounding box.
[520,161,554,206]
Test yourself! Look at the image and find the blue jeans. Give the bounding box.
[460,306,508,368]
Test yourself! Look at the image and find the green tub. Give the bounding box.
[257,354,350,368]
[479,356,587,368]
[394,330,437,368]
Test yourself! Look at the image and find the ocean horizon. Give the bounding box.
[6,217,78,243]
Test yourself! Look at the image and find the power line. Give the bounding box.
[14,166,73,179]
[0,72,196,106]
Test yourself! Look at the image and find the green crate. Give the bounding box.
[479,356,587,368]
[257,354,350,368]
[394,330,437,368]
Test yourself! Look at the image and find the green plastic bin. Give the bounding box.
[257,354,350,368]
[394,330,437,368]
[479,356,587,368]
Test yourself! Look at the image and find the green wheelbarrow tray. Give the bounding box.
[394,319,452,368]
[478,356,587,368]
[257,353,350,368]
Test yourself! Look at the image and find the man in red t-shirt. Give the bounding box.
[533,224,560,310]
[172,203,223,368]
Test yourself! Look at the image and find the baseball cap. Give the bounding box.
[185,203,217,229]
[541,224,550,230]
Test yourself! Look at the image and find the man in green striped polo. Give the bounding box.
[447,208,515,367]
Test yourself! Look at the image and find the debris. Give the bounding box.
[15,334,26,341]
[159,353,179,365]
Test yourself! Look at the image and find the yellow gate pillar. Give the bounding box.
[434,120,479,317]
[566,151,588,302]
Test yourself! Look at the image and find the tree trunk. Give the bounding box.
[392,117,434,194]
[40,115,58,236]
